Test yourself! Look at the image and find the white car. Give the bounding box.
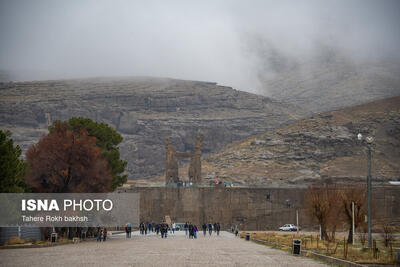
[279,224,299,231]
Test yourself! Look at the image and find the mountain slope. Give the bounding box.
[196,97,400,185]
[261,57,400,113]
[0,77,305,180]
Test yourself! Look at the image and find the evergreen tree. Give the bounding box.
[0,129,28,192]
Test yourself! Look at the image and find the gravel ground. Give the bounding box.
[0,231,329,267]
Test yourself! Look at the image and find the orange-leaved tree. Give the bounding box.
[25,121,112,192]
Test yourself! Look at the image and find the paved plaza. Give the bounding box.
[0,231,329,267]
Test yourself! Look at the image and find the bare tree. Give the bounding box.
[339,187,366,244]
[305,186,342,241]
[380,224,395,247]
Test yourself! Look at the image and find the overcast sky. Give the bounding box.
[1,0,399,93]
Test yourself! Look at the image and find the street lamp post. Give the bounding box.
[357,133,373,248]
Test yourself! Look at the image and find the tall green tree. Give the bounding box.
[50,117,127,190]
[0,129,28,192]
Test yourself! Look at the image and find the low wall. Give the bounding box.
[118,185,400,230]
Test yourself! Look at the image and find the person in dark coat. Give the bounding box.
[202,223,207,236]
[156,224,160,235]
[97,228,103,242]
[193,225,198,239]
[208,223,213,236]
[184,222,188,236]
[216,223,220,236]
[139,222,144,235]
[127,224,132,238]
[161,222,168,238]
[188,223,194,239]
[103,228,107,241]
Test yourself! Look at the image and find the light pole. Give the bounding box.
[357,133,373,248]
[352,201,355,244]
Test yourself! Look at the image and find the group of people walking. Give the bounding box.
[183,222,199,238]
[94,221,225,242]
[183,222,221,238]
[203,222,220,236]
[138,221,172,238]
[125,221,223,239]
[96,227,107,242]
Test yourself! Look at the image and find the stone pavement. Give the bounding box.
[0,231,329,267]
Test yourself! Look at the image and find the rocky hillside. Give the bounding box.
[190,97,400,185]
[0,77,304,180]
[261,58,400,113]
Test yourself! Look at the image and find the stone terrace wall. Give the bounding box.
[118,186,400,230]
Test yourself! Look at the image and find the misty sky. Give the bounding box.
[1,0,399,93]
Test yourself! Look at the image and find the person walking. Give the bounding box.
[216,223,220,236]
[139,222,144,235]
[164,223,168,238]
[208,223,213,236]
[172,222,176,234]
[127,223,132,238]
[161,222,168,238]
[193,225,198,239]
[103,228,107,241]
[188,223,194,239]
[125,225,129,238]
[156,224,160,235]
[97,229,103,242]
[161,223,165,238]
[184,222,188,236]
[202,223,207,236]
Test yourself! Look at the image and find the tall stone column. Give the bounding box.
[189,135,202,183]
[165,137,179,184]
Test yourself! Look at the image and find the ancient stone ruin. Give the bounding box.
[165,135,202,184]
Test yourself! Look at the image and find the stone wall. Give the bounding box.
[119,186,400,230]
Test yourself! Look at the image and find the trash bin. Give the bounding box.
[245,233,250,241]
[51,232,57,243]
[292,239,301,255]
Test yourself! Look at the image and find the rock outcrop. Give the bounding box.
[187,97,400,185]
[0,77,304,180]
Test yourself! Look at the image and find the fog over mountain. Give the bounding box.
[1,0,400,95]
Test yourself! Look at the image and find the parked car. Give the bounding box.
[279,224,299,231]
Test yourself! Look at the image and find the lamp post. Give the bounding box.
[357,133,373,248]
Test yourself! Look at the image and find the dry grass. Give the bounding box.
[243,232,398,264]
[4,235,71,246]
[7,236,27,245]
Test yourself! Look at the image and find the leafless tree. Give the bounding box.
[380,224,395,247]
[305,186,342,241]
[339,187,366,244]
